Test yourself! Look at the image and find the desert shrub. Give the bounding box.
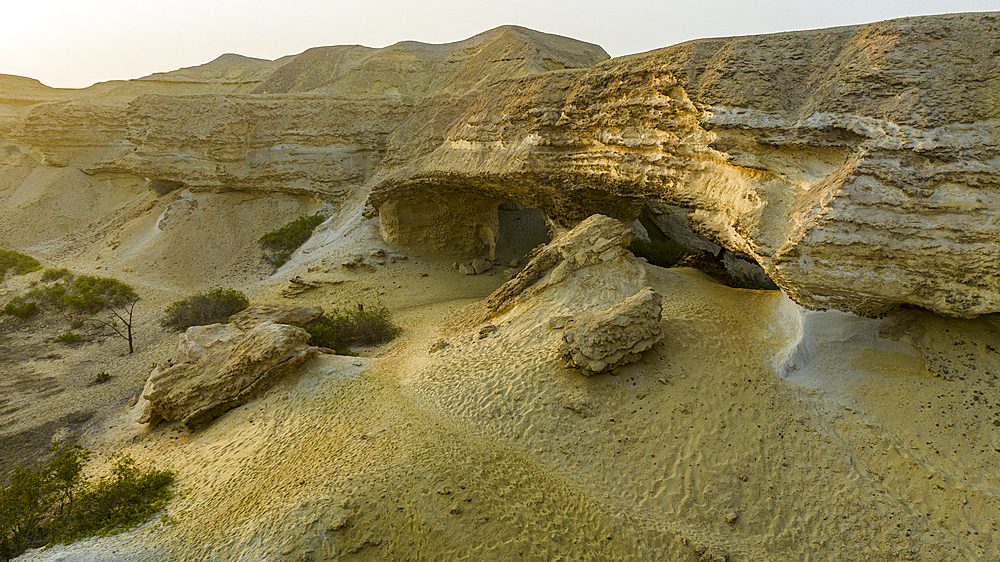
[25,282,67,308]
[0,444,174,559]
[340,304,402,346]
[161,287,249,331]
[628,238,691,268]
[298,303,401,354]
[297,315,353,355]
[259,214,327,267]
[0,250,41,278]
[91,371,112,385]
[56,453,174,540]
[55,332,88,344]
[0,465,48,557]
[3,297,38,320]
[41,268,71,282]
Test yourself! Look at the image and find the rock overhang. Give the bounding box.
[368,13,1000,318]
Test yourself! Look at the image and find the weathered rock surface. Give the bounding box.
[4,15,1000,317]
[137,319,317,429]
[230,304,324,330]
[370,13,1000,317]
[1,26,607,200]
[486,214,635,315]
[560,287,664,375]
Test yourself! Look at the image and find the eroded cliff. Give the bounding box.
[370,12,1000,317]
[3,15,999,317]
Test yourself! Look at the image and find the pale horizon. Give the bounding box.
[3,0,997,89]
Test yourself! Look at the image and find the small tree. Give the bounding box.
[67,276,140,354]
[93,294,140,354]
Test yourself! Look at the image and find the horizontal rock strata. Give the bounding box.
[4,15,999,316]
[371,13,1000,317]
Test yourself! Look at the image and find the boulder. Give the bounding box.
[460,258,493,275]
[138,320,317,429]
[230,304,324,330]
[487,214,635,315]
[559,288,664,375]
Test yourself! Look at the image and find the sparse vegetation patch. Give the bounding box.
[298,303,401,354]
[2,271,141,353]
[41,268,71,282]
[3,297,38,320]
[161,287,250,331]
[0,249,41,279]
[259,214,327,268]
[54,332,88,345]
[0,443,175,560]
[63,276,137,315]
[16,274,136,315]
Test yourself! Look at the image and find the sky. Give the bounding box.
[2,0,998,89]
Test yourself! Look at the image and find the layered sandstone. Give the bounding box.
[3,15,999,317]
[370,12,1000,317]
[1,26,608,200]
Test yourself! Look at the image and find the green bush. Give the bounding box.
[298,303,401,354]
[63,276,137,314]
[55,332,88,344]
[0,465,48,557]
[3,297,38,320]
[161,287,250,331]
[56,454,175,541]
[0,250,41,278]
[297,315,353,355]
[25,282,67,308]
[259,214,327,267]
[0,444,174,559]
[41,268,71,282]
[17,274,135,314]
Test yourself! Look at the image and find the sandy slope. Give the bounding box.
[10,234,1000,561]
[1,159,998,561]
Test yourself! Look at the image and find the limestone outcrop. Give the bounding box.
[370,13,1000,318]
[4,15,1000,317]
[137,316,318,429]
[2,26,608,200]
[486,214,636,315]
[229,304,324,330]
[559,287,664,375]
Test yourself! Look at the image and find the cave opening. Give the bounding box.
[149,178,186,197]
[494,200,550,265]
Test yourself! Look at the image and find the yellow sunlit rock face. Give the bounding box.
[2,15,1000,561]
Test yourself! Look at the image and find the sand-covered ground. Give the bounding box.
[3,181,1000,561]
